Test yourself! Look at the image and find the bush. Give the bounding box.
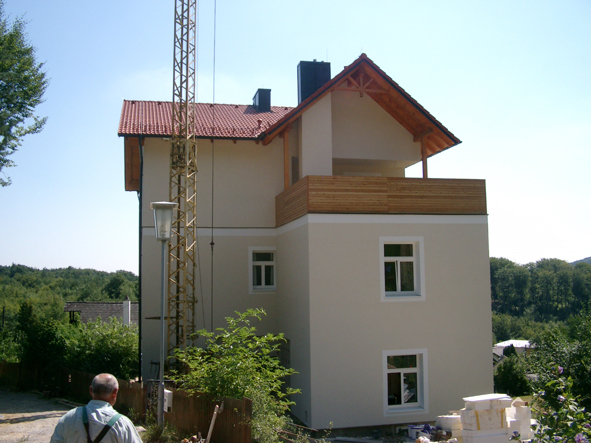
[527,314,591,411]
[494,354,531,397]
[532,366,591,442]
[172,309,299,443]
[64,318,139,380]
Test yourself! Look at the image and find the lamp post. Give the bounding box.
[150,201,177,426]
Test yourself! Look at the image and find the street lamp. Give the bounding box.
[150,201,177,426]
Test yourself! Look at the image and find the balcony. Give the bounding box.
[275,176,487,227]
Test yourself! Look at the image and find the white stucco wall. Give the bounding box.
[139,137,285,377]
[300,94,333,177]
[331,91,420,164]
[276,221,312,423]
[298,213,492,429]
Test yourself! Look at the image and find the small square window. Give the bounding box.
[249,247,276,293]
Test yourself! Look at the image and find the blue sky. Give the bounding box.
[1,0,590,273]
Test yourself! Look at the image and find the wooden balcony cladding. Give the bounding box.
[275,176,487,227]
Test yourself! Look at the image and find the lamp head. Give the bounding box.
[150,202,178,241]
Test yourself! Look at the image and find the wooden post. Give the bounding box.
[421,139,428,179]
[283,126,291,190]
[414,129,432,179]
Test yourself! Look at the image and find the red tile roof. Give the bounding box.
[118,101,294,139]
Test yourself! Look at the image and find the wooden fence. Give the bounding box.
[0,362,252,443]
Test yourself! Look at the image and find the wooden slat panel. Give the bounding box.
[125,137,140,192]
[276,176,487,226]
[275,176,309,226]
[308,176,388,214]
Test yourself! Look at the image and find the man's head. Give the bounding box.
[90,373,119,406]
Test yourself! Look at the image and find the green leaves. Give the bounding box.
[0,0,48,186]
[172,309,299,443]
[532,367,591,442]
[64,317,139,380]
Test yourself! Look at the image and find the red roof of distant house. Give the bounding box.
[118,101,294,139]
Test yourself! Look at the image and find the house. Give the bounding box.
[64,300,139,325]
[493,339,532,358]
[118,54,493,429]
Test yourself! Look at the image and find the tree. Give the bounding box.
[0,1,48,186]
[494,354,530,397]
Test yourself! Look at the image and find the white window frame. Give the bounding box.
[379,236,425,302]
[249,246,276,294]
[383,349,428,415]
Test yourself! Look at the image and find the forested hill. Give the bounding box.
[572,256,591,266]
[0,264,138,324]
[491,257,591,322]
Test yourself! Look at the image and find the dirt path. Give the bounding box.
[0,387,73,443]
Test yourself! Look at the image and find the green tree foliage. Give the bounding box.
[0,264,138,339]
[491,313,552,343]
[13,301,138,380]
[0,265,139,381]
[16,301,68,388]
[63,318,139,380]
[527,314,591,411]
[494,354,530,397]
[531,367,591,442]
[0,0,49,186]
[490,257,591,323]
[172,309,299,443]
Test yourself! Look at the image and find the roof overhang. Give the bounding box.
[260,53,461,157]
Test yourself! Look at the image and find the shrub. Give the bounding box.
[532,365,591,442]
[494,354,531,397]
[172,309,299,443]
[64,317,139,380]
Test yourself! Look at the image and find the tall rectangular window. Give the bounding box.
[380,237,425,301]
[383,349,427,414]
[249,247,276,293]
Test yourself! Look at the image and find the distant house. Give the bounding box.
[118,54,493,429]
[493,340,532,357]
[64,300,138,325]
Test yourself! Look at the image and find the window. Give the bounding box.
[383,349,427,414]
[249,247,276,293]
[380,237,425,301]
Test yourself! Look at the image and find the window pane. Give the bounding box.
[265,265,274,286]
[253,252,273,262]
[403,372,418,404]
[384,262,397,292]
[384,244,413,257]
[400,262,414,291]
[387,372,402,405]
[387,355,416,369]
[253,265,262,286]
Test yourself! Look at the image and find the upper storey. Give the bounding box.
[119,54,485,227]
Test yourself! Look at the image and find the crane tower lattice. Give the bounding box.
[168,0,198,359]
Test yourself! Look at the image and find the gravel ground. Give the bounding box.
[0,387,72,443]
[0,388,149,443]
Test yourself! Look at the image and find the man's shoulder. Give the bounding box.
[60,406,81,421]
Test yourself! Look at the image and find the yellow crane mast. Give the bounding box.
[168,0,198,360]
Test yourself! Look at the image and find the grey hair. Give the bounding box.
[91,374,119,398]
